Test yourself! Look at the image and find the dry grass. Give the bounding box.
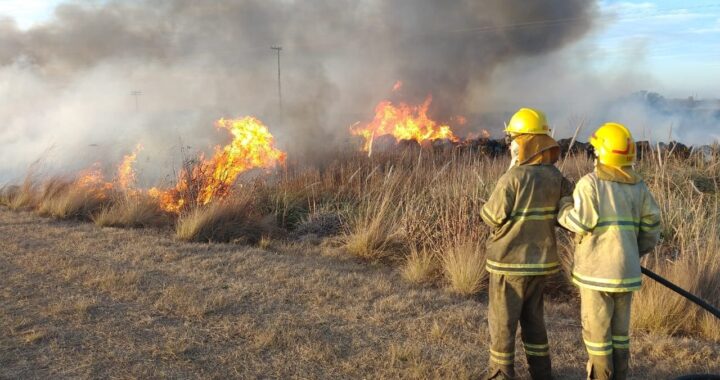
[8,189,36,211]
[175,195,267,243]
[442,241,487,295]
[401,247,438,285]
[341,150,499,268]
[342,174,407,260]
[0,185,19,207]
[3,177,38,211]
[3,143,720,345]
[631,154,720,341]
[94,194,170,228]
[36,184,107,220]
[0,209,717,378]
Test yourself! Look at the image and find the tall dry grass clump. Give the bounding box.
[442,240,487,295]
[339,149,501,293]
[94,194,170,228]
[175,194,267,243]
[631,153,720,341]
[401,247,437,285]
[4,177,38,211]
[342,171,407,260]
[0,185,20,207]
[35,179,108,220]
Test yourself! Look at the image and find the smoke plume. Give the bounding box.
[0,0,601,182]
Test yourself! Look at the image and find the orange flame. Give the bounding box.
[151,117,286,213]
[392,80,403,92]
[75,163,113,198]
[350,95,459,153]
[117,144,143,191]
[76,163,107,189]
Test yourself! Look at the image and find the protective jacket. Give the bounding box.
[557,165,661,292]
[481,135,570,276]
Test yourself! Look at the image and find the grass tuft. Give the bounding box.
[36,183,107,220]
[6,177,38,211]
[342,177,406,260]
[401,247,438,285]
[442,241,486,296]
[175,195,266,243]
[94,195,170,228]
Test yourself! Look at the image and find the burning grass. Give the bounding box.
[3,135,720,343]
[150,117,286,213]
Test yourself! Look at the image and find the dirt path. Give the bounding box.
[0,209,717,379]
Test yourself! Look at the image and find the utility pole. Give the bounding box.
[270,46,283,118]
[130,90,143,111]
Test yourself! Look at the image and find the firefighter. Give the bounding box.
[557,122,661,380]
[481,108,571,380]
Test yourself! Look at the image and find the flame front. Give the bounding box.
[351,95,459,153]
[75,163,113,199]
[76,163,108,189]
[152,117,286,213]
[199,117,287,204]
[117,144,143,191]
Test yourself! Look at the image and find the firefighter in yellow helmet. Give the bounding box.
[557,123,661,380]
[482,108,572,380]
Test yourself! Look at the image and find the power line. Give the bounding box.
[271,46,283,119]
[130,90,142,112]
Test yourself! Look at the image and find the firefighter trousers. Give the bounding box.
[579,287,632,380]
[486,273,552,380]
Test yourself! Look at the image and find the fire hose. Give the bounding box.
[637,268,720,380]
[639,268,720,379]
[640,266,720,320]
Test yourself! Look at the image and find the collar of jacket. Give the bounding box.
[512,134,561,166]
[595,163,641,184]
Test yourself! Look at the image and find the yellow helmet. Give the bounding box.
[505,108,550,135]
[589,122,636,167]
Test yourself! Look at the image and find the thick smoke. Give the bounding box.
[0,0,599,182]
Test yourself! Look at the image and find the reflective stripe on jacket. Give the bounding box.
[557,171,661,292]
[481,164,571,275]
